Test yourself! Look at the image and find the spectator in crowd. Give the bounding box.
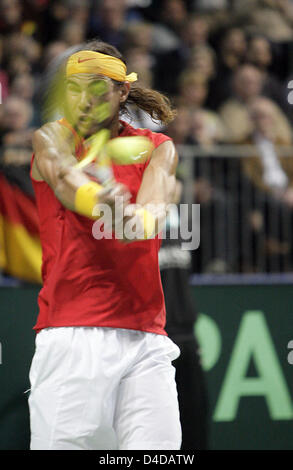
[217,28,248,75]
[246,34,290,115]
[177,72,225,141]
[122,21,155,87]
[219,64,265,142]
[1,95,33,134]
[220,62,291,142]
[189,108,226,147]
[158,0,188,37]
[59,20,86,47]
[186,45,216,83]
[234,0,293,42]
[3,32,41,79]
[207,27,247,109]
[181,15,210,50]
[153,13,211,94]
[11,73,35,101]
[178,72,209,109]
[0,0,22,35]
[0,95,34,165]
[240,96,293,271]
[243,96,293,197]
[87,0,141,49]
[0,0,293,277]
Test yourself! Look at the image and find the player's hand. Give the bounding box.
[95,183,132,229]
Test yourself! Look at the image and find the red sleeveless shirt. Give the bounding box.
[31,120,171,335]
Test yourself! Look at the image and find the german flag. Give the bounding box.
[0,165,42,283]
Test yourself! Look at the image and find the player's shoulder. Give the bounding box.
[34,120,73,149]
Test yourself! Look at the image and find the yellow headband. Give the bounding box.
[66,50,138,82]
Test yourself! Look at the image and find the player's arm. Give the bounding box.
[123,140,178,240]
[32,122,129,218]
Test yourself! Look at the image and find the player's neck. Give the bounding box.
[110,115,122,138]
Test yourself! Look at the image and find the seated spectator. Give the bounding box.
[186,45,216,82]
[123,22,156,88]
[151,1,183,54]
[220,64,292,143]
[124,47,154,88]
[11,73,35,101]
[219,64,264,142]
[246,35,290,115]
[218,27,247,71]
[177,72,209,110]
[246,35,272,71]
[181,15,210,50]
[153,7,210,94]
[238,95,293,271]
[59,19,85,46]
[189,108,226,147]
[123,21,153,55]
[87,0,141,50]
[242,97,293,197]
[0,0,22,35]
[207,27,247,109]
[66,0,89,26]
[0,95,34,152]
[234,0,293,42]
[167,105,230,273]
[158,0,188,37]
[4,33,41,71]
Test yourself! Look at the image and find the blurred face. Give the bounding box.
[188,49,215,79]
[3,98,32,130]
[8,55,31,76]
[131,25,152,50]
[250,102,274,134]
[223,29,246,57]
[62,22,85,47]
[162,0,186,24]
[247,38,272,69]
[1,0,21,25]
[71,2,89,24]
[11,74,34,100]
[64,73,128,137]
[182,82,207,107]
[233,66,262,101]
[184,19,209,47]
[100,0,127,23]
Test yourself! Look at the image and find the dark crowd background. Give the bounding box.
[2,0,293,277]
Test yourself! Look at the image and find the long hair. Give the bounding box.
[84,40,176,125]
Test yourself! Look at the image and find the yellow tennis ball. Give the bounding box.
[105,136,154,165]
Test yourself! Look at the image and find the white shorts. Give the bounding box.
[28,326,181,450]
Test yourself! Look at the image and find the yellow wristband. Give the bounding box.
[135,208,156,239]
[75,182,103,219]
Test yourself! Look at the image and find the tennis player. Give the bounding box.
[28,40,181,450]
